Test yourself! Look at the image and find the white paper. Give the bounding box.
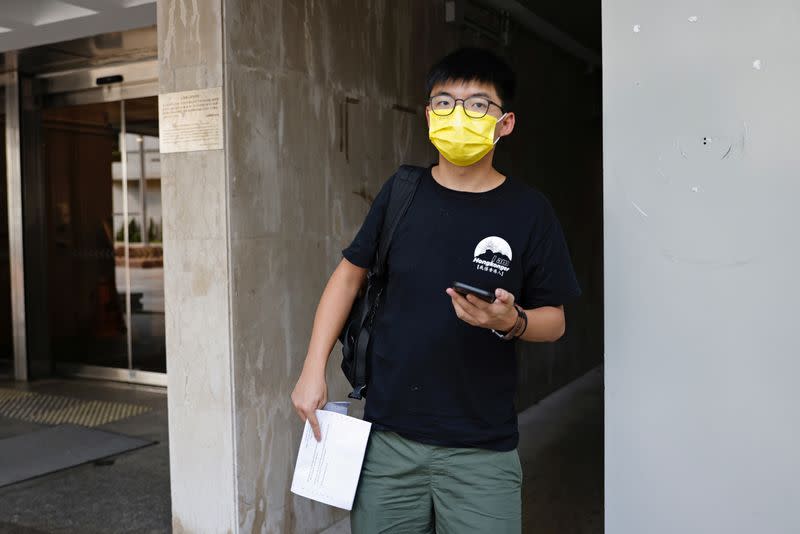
[291,410,371,510]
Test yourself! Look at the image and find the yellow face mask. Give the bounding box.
[428,106,507,167]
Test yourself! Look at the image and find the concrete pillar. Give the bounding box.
[159,1,455,531]
[158,1,237,532]
[604,1,800,532]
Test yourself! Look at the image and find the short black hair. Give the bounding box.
[426,47,516,108]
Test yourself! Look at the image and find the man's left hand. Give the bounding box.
[445,287,518,331]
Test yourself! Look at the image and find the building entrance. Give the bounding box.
[42,96,165,381]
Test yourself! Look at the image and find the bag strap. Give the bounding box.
[349,165,423,400]
[373,165,424,278]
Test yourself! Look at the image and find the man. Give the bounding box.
[292,47,580,533]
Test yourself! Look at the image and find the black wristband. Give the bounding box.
[513,304,528,339]
[493,305,526,341]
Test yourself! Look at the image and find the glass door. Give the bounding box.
[117,98,165,373]
[43,95,165,381]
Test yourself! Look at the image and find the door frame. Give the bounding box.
[57,363,167,387]
[2,64,29,382]
[39,60,158,107]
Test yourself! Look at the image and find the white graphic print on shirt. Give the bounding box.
[473,236,512,277]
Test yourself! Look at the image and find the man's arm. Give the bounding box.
[513,304,565,342]
[291,258,367,440]
[445,287,566,343]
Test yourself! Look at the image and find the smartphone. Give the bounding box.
[452,282,496,304]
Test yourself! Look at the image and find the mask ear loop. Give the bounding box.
[493,113,509,145]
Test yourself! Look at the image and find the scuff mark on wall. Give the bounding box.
[677,139,689,159]
[741,121,749,153]
[662,249,755,269]
[392,103,418,115]
[162,0,177,64]
[277,105,285,149]
[631,201,649,217]
[352,185,375,206]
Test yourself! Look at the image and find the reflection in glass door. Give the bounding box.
[44,96,165,379]
[0,84,13,376]
[116,100,165,373]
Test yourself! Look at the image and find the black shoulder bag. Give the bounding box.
[339,165,423,399]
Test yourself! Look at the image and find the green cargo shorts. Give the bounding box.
[351,430,522,534]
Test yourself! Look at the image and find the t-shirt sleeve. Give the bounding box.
[518,202,582,309]
[342,175,395,269]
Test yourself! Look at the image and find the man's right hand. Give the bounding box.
[291,366,328,442]
[291,258,366,443]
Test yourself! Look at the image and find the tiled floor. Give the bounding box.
[0,378,171,534]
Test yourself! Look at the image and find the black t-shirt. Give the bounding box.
[342,167,581,451]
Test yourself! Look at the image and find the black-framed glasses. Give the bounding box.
[428,94,504,118]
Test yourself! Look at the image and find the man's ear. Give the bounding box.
[498,112,516,138]
[425,106,431,127]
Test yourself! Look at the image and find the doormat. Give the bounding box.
[0,424,154,487]
[0,388,150,427]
